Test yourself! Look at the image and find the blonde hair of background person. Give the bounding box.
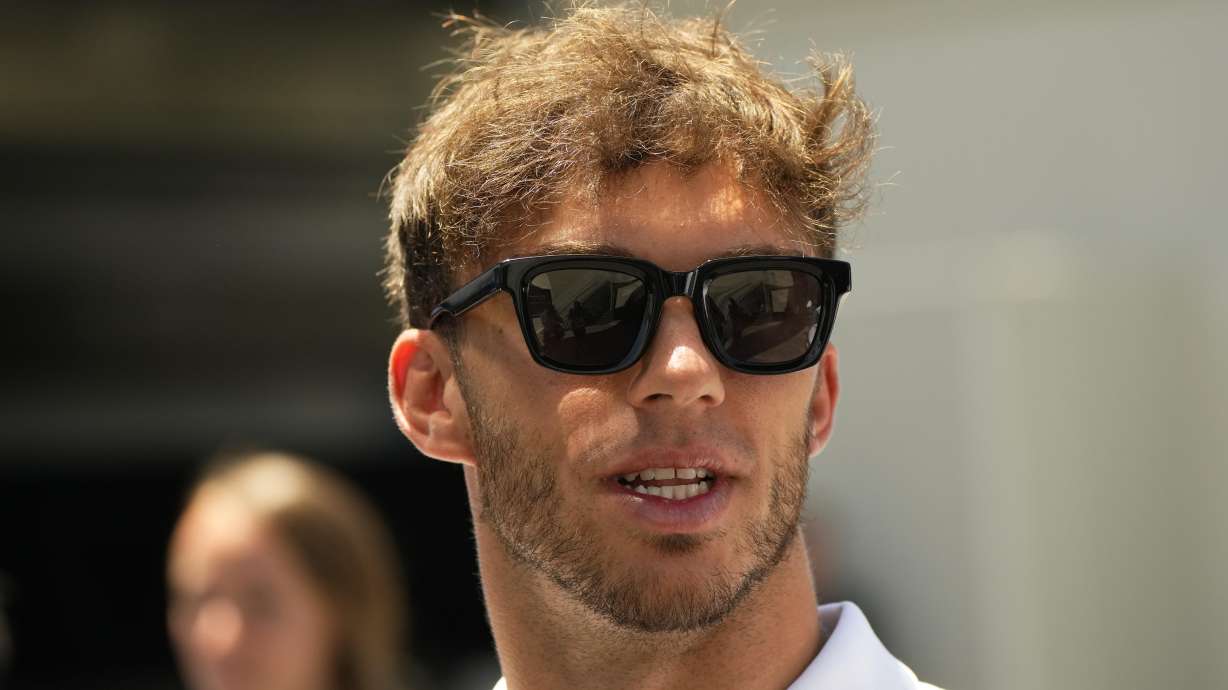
[384,3,942,689]
[167,452,406,690]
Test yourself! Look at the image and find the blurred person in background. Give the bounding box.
[167,452,407,690]
[384,4,940,689]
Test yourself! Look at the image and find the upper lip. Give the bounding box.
[603,446,740,480]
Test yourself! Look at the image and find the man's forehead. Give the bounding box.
[484,162,809,269]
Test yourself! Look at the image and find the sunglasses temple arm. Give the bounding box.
[833,261,852,295]
[427,264,508,329]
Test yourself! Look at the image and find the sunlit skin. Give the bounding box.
[167,488,336,690]
[390,162,841,690]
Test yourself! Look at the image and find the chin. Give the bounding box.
[582,543,752,633]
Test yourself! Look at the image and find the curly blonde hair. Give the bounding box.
[383,2,876,329]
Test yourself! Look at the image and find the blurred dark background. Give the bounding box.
[0,2,527,688]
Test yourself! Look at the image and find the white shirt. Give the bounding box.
[491,601,942,689]
[788,601,941,690]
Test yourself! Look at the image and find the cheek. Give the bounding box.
[466,325,637,459]
[284,596,333,648]
[725,372,817,441]
[556,385,639,464]
[241,552,338,684]
[250,594,335,683]
[465,305,539,372]
[461,319,556,405]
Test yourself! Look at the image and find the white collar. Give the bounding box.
[491,601,937,690]
[788,601,933,689]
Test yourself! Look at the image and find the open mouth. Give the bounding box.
[616,467,716,500]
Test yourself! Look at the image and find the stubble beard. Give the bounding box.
[462,378,813,634]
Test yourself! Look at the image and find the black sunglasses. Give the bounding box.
[429,254,851,375]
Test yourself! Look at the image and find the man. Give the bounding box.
[384,5,942,689]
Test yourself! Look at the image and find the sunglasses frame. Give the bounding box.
[429,254,852,375]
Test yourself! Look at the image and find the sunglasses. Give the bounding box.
[429,254,851,375]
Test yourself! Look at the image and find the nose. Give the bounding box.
[190,597,245,661]
[627,297,725,408]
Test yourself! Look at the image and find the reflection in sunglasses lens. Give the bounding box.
[704,270,822,364]
[527,269,647,367]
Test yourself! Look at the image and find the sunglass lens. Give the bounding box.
[526,269,648,368]
[704,270,823,365]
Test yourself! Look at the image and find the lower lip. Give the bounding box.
[601,479,733,533]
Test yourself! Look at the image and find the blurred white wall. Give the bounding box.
[688,0,1228,687]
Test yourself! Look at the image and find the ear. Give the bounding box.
[388,329,476,465]
[808,344,841,457]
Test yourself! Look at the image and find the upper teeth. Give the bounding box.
[621,467,711,482]
[619,467,714,500]
[635,483,708,499]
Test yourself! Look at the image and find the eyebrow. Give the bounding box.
[525,240,797,260]
[526,240,637,257]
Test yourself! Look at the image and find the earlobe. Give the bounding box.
[808,345,841,457]
[388,329,476,465]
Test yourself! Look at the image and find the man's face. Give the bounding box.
[452,163,828,632]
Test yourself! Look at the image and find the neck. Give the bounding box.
[466,470,823,690]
